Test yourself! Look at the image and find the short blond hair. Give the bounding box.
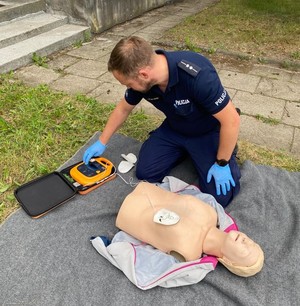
[217,245,264,277]
[108,36,154,77]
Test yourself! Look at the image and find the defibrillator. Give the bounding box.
[14,157,116,218]
[70,157,114,187]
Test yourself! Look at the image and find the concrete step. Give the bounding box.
[0,12,68,48]
[0,0,45,23]
[0,23,90,73]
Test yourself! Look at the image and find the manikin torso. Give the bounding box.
[116,182,218,262]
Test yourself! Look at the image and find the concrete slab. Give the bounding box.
[282,101,300,127]
[88,82,125,104]
[50,74,100,95]
[14,65,60,86]
[218,70,261,93]
[91,37,115,49]
[256,78,300,102]
[226,88,237,100]
[249,65,293,82]
[105,22,145,37]
[154,17,183,28]
[130,13,162,25]
[234,91,286,120]
[291,72,300,84]
[95,52,111,65]
[64,59,108,79]
[97,71,121,85]
[239,116,294,152]
[139,24,174,34]
[67,42,113,60]
[47,54,80,71]
[132,30,163,41]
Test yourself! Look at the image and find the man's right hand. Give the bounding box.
[83,140,106,164]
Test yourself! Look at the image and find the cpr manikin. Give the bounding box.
[116,182,264,277]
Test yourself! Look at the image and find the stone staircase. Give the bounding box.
[0,0,90,73]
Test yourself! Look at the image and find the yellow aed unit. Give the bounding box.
[70,157,114,186]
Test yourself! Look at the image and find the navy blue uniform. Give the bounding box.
[125,50,240,207]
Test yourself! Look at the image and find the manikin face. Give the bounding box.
[112,70,154,93]
[221,231,261,267]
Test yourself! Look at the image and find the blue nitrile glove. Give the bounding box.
[83,140,106,164]
[207,163,236,196]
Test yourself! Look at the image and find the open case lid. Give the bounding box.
[14,158,117,218]
[14,171,77,218]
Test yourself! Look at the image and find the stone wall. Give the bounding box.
[45,0,172,33]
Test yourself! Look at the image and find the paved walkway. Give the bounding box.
[14,0,300,158]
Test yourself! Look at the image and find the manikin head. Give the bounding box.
[217,231,264,277]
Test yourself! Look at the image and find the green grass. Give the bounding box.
[162,0,300,65]
[238,140,300,171]
[32,52,49,68]
[1,1,300,222]
[1,74,300,223]
[254,115,281,125]
[0,74,161,222]
[243,0,297,15]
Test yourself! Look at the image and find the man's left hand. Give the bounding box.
[207,163,236,196]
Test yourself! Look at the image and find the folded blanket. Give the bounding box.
[0,133,299,306]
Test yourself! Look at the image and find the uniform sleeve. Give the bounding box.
[193,66,230,114]
[124,88,144,105]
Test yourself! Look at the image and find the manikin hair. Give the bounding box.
[107,36,154,77]
[217,245,264,277]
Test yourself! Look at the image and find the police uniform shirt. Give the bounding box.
[124,50,230,136]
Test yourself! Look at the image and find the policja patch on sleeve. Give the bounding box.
[178,60,201,77]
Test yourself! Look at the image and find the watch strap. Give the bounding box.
[216,159,229,167]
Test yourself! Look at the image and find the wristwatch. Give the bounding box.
[216,159,229,167]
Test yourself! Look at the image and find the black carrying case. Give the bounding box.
[14,171,77,218]
[14,161,116,218]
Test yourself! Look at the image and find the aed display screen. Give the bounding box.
[77,161,106,177]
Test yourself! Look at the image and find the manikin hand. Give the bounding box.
[83,140,106,164]
[207,163,235,196]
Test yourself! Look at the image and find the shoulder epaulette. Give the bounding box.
[178,60,201,77]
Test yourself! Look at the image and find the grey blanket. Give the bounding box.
[1,133,299,306]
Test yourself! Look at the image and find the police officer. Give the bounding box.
[83,36,241,207]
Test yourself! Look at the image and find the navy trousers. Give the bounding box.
[136,122,241,207]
